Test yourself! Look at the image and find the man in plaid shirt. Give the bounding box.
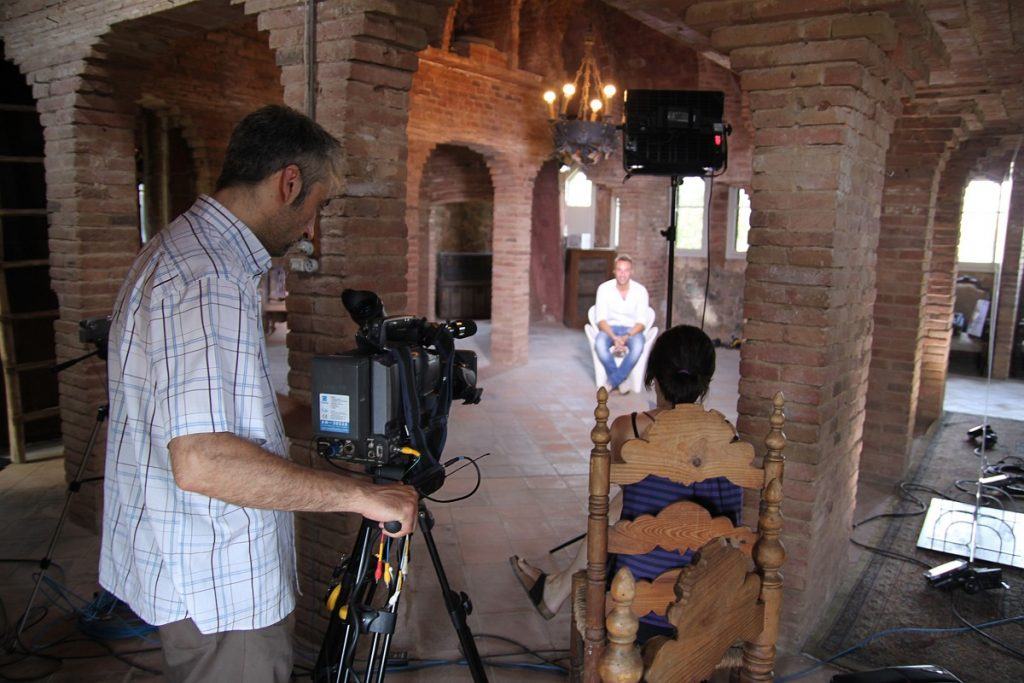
[99,106,418,682]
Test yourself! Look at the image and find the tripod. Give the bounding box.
[14,404,108,642]
[314,499,488,683]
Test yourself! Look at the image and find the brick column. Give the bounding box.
[992,161,1024,378]
[405,139,435,318]
[489,159,535,365]
[862,106,969,481]
[684,4,940,646]
[261,1,450,642]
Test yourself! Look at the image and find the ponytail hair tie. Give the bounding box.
[677,369,693,377]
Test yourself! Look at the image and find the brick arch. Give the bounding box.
[415,142,496,322]
[27,0,285,526]
[916,130,1022,424]
[861,101,976,482]
[133,97,212,195]
[406,137,543,363]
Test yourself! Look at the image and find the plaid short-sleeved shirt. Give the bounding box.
[99,195,296,634]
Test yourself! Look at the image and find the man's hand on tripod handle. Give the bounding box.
[359,482,419,538]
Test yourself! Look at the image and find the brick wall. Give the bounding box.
[862,103,970,481]
[992,160,1024,378]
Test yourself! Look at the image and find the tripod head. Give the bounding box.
[53,316,111,374]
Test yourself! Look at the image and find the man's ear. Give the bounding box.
[278,164,303,206]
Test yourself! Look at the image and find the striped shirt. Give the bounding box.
[99,195,296,634]
[615,412,743,630]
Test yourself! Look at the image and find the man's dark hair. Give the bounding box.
[644,325,716,404]
[216,105,341,205]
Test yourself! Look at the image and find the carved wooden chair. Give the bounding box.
[569,388,786,683]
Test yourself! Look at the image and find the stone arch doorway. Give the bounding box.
[419,144,495,324]
[0,48,61,464]
[43,0,286,519]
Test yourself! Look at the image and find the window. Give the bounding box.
[674,177,708,253]
[564,168,594,207]
[957,176,1013,267]
[611,196,621,248]
[726,187,751,259]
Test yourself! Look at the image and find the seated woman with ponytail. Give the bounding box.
[509,324,742,641]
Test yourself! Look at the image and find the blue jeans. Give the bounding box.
[595,325,645,389]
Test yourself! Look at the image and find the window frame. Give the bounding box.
[955,177,1012,271]
[725,186,751,260]
[673,176,711,256]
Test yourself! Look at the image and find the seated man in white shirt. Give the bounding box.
[594,254,650,392]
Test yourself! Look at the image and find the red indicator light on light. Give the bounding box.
[714,134,722,146]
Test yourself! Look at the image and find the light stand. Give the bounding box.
[12,317,111,646]
[661,176,682,329]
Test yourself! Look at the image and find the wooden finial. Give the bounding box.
[743,393,787,681]
[598,568,643,683]
[584,386,613,681]
[591,387,610,448]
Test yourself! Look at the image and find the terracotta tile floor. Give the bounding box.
[0,321,850,681]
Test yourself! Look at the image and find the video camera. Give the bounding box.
[311,290,482,495]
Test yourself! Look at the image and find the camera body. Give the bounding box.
[312,351,402,466]
[311,291,481,494]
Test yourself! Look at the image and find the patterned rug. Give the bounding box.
[807,412,1024,682]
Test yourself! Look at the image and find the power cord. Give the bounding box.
[775,610,1024,682]
[289,632,569,679]
[950,593,1024,660]
[0,566,160,681]
[424,453,489,504]
[849,482,953,569]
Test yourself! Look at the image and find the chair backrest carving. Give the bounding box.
[577,391,786,683]
[612,404,762,489]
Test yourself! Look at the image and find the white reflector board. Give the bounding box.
[917,498,1024,569]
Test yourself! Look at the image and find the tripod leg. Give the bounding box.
[418,506,489,683]
[315,519,376,683]
[16,404,108,642]
[337,523,379,683]
[370,535,408,683]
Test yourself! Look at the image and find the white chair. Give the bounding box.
[584,305,658,394]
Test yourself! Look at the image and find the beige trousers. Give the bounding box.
[158,613,294,683]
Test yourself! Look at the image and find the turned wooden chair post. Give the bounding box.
[583,387,611,683]
[742,392,786,682]
[599,568,643,683]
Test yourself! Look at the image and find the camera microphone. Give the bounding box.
[445,319,477,339]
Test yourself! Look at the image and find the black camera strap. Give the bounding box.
[386,345,446,495]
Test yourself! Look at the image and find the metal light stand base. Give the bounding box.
[315,502,487,683]
[14,404,108,643]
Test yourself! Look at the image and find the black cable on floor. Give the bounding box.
[951,593,1024,661]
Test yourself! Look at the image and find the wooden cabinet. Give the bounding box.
[563,248,616,329]
[437,252,492,320]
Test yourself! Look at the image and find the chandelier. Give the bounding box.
[542,33,619,167]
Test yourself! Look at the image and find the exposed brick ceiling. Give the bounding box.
[918,0,1024,127]
[93,0,253,63]
[601,0,1024,128]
